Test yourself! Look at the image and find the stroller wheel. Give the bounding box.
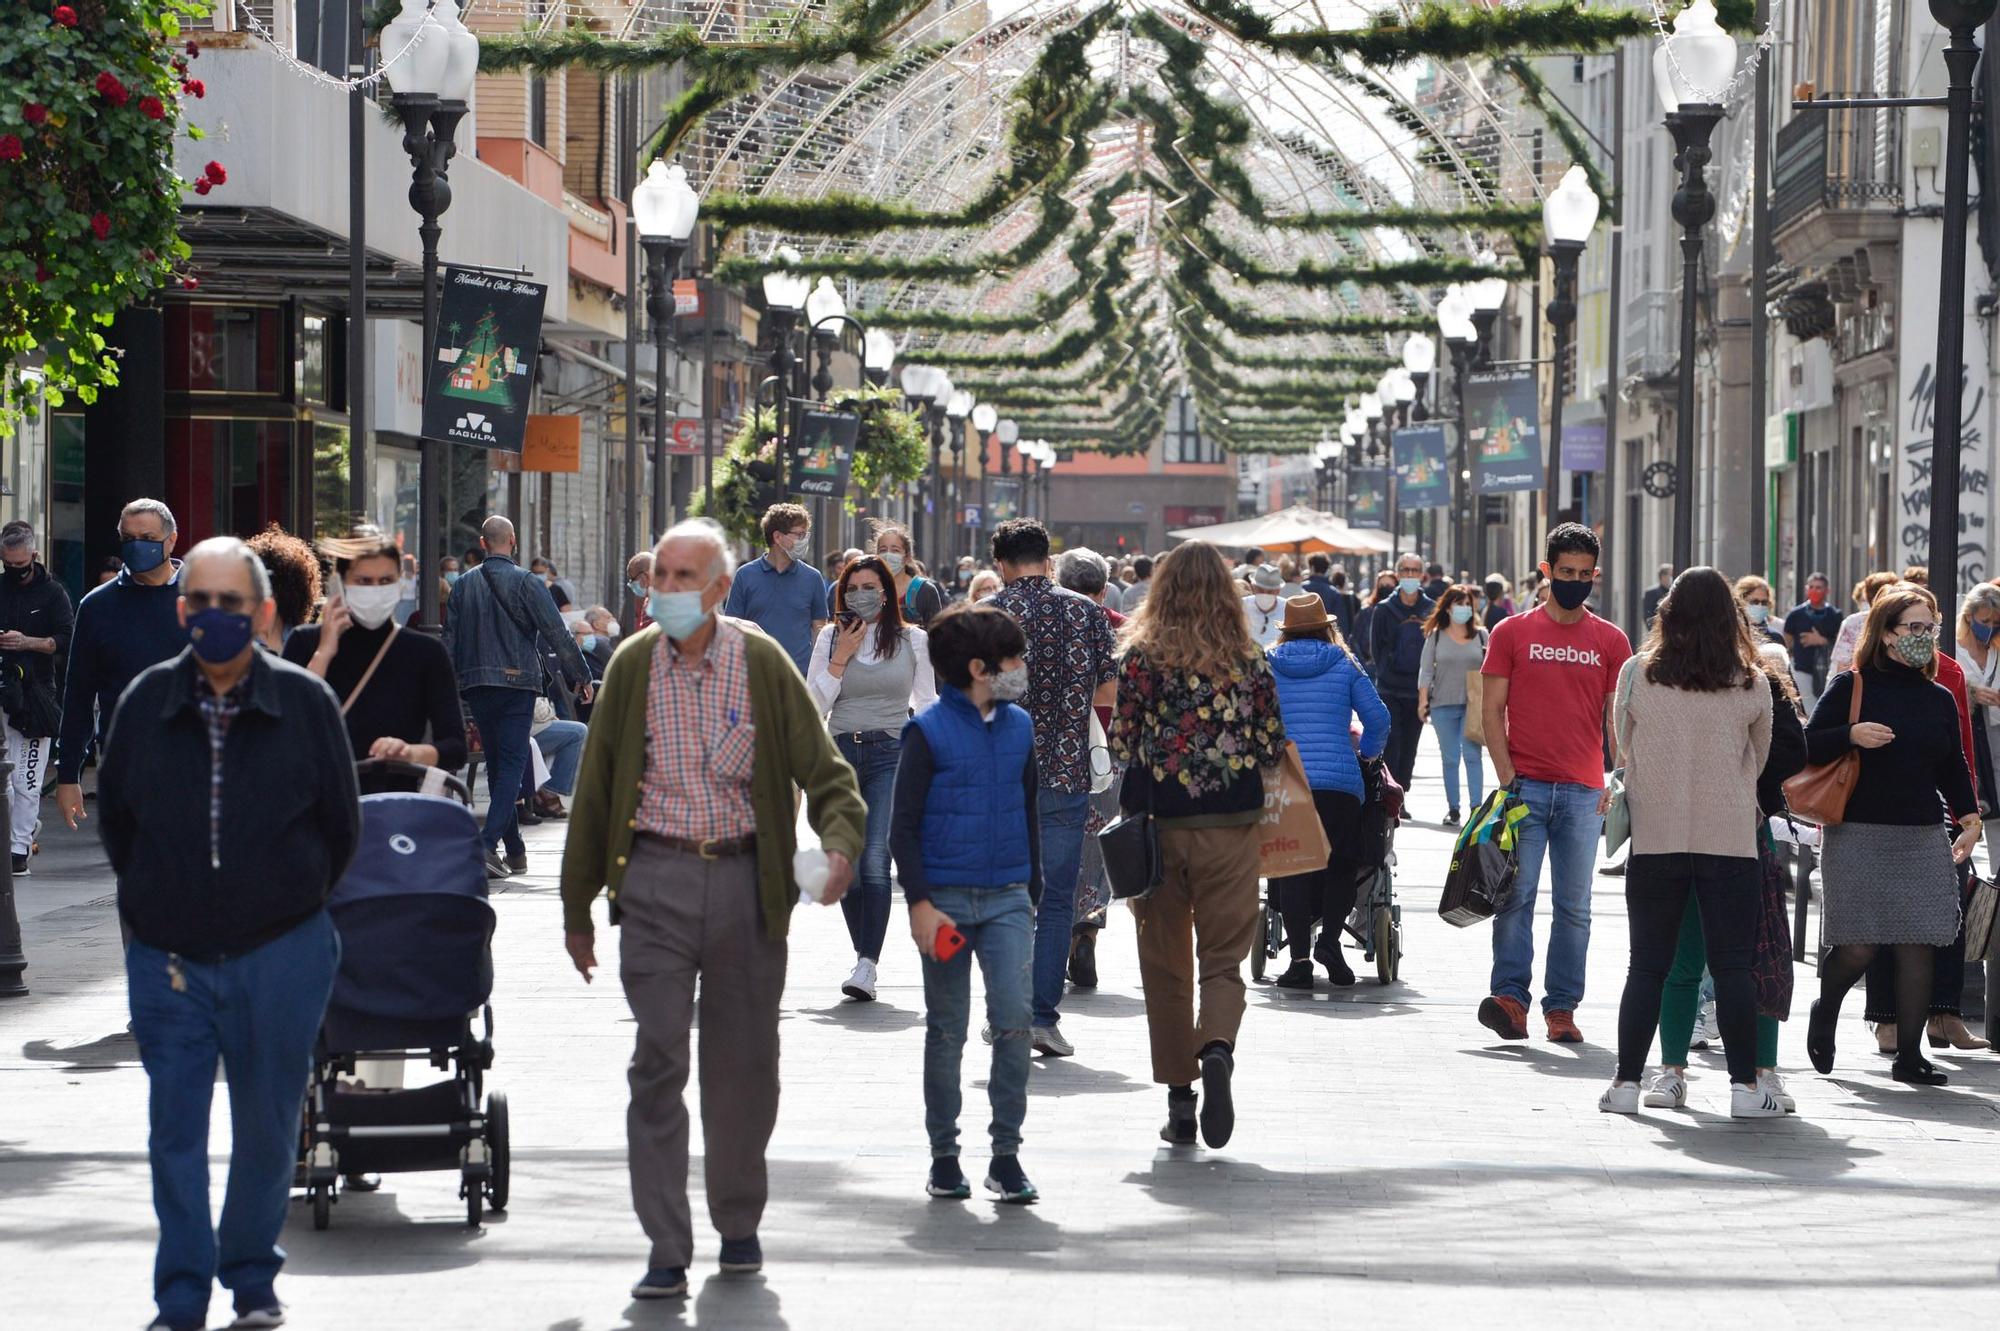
[465,1176,484,1228]
[1373,906,1401,985]
[1251,907,1269,982]
[485,1091,510,1213]
[311,1183,332,1231]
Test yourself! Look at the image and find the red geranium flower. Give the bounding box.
[182,276,200,289]
[53,6,77,27]
[187,80,205,98]
[23,103,47,126]
[203,160,225,184]
[90,211,110,240]
[95,72,129,106]
[186,40,199,58]
[139,96,165,121]
[0,136,21,162]
[192,178,211,195]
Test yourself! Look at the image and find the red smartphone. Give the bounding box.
[934,924,967,962]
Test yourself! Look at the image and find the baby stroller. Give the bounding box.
[1253,754,1404,985]
[299,759,505,1229]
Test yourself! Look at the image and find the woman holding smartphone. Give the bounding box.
[808,554,938,1002]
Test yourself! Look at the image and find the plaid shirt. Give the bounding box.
[194,673,247,870]
[638,618,758,840]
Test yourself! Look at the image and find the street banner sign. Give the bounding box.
[423,266,548,454]
[1347,465,1387,527]
[988,477,1022,524]
[1393,424,1450,508]
[1560,422,1606,472]
[786,407,859,499]
[1465,365,1545,494]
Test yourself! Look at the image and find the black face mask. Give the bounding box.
[1549,578,1591,611]
[3,562,32,585]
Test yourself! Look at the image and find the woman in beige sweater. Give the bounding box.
[1598,568,1776,1120]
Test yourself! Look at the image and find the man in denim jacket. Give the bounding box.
[445,515,592,878]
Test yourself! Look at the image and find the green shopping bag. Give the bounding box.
[1438,787,1529,927]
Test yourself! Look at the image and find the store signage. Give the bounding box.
[667,417,703,456]
[522,415,582,473]
[1559,422,1606,473]
[423,266,548,455]
[673,278,703,318]
[1392,425,1450,508]
[787,407,859,499]
[1465,365,1545,495]
[1164,505,1223,527]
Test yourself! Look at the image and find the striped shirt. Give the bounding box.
[638,619,758,840]
[195,675,246,870]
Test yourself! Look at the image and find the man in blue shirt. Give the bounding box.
[723,503,828,674]
[1782,570,1844,708]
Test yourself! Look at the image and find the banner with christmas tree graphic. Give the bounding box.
[1465,365,1543,495]
[1347,465,1387,528]
[422,267,549,454]
[1392,423,1450,509]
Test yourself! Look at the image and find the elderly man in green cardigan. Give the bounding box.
[560,517,866,1302]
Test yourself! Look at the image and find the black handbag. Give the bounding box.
[1098,739,1163,901]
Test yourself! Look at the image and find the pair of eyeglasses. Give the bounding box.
[184,590,252,614]
[1895,622,1939,636]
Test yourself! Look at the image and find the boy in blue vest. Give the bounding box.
[889,602,1044,1203]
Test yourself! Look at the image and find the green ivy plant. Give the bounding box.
[0,0,214,436]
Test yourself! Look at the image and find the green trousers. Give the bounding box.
[1657,894,1780,1068]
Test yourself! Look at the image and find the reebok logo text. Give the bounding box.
[1526,643,1603,666]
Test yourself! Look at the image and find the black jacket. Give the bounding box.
[100,647,362,960]
[0,562,74,690]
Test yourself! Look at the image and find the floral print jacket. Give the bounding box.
[1110,646,1288,822]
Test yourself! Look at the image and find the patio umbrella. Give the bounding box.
[1167,504,1393,556]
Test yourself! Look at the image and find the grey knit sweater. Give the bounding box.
[1616,655,1772,858]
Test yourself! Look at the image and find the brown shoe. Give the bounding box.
[1928,1015,1991,1051]
[1478,994,1530,1040]
[534,791,569,820]
[1545,1010,1584,1044]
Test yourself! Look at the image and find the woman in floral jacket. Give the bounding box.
[1111,541,1288,1151]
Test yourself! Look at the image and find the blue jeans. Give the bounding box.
[466,686,536,855]
[127,912,340,1327]
[522,718,588,798]
[1490,778,1602,1013]
[1030,786,1092,1028]
[835,730,901,962]
[1429,705,1484,811]
[921,884,1033,1157]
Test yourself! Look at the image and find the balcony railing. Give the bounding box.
[1772,113,1901,235]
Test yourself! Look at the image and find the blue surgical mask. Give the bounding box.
[1746,603,1771,625]
[1974,620,1999,645]
[1398,576,1422,596]
[444,570,461,586]
[582,634,603,654]
[1450,604,1473,625]
[122,538,167,575]
[649,583,713,640]
[186,606,254,663]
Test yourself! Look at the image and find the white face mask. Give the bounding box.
[604,618,621,638]
[880,551,906,575]
[342,581,401,631]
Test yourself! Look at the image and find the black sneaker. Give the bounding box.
[483,849,514,880]
[718,1234,763,1273]
[984,1155,1038,1204]
[1443,808,1461,828]
[1160,1088,1198,1145]
[515,799,542,826]
[926,1155,971,1199]
[1273,959,1315,989]
[9,853,25,877]
[1198,1043,1235,1148]
[1067,931,1098,989]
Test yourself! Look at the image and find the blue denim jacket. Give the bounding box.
[443,554,590,694]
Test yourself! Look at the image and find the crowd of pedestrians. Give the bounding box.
[54,487,2000,1328]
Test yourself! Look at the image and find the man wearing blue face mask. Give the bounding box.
[55,498,191,834]
[560,517,865,1301]
[1367,550,1436,793]
[626,551,656,633]
[99,536,362,1331]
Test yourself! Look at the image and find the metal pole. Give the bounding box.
[1605,47,1627,628]
[1667,106,1722,572]
[1749,0,1771,577]
[346,10,368,523]
[0,761,20,995]
[653,333,669,540]
[702,269,716,510]
[624,216,639,555]
[1546,241,1582,532]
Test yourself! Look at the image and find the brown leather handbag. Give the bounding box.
[1782,671,1864,825]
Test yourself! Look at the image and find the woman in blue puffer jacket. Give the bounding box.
[1267,593,1391,988]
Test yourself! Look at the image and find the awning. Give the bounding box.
[1168,504,1394,556]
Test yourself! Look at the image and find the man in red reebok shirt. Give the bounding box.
[1477,523,1632,1044]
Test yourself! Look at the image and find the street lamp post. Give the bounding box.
[1543,164,1601,533]
[928,372,955,565]
[971,402,998,541]
[1467,263,1508,372]
[1437,284,1479,586]
[806,277,851,402]
[995,418,1019,526]
[945,389,974,562]
[632,160,700,544]
[863,327,897,388]
[899,364,939,559]
[1654,0,1740,570]
[761,249,810,500]
[384,0,477,632]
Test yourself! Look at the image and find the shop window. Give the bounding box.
[312,421,353,540]
[165,418,295,547]
[167,306,284,396]
[298,314,331,406]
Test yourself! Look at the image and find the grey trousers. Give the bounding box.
[618,838,788,1268]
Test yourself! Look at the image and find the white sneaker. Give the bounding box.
[840,957,878,1002]
[1729,1082,1786,1118]
[1598,1081,1640,1114]
[980,1022,995,1046]
[1757,1069,1796,1113]
[1641,1067,1688,1109]
[1031,1024,1073,1057]
[1690,1001,1721,1050]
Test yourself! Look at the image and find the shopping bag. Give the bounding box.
[1965,873,1999,964]
[1752,833,1795,1019]
[1602,767,1629,857]
[1257,741,1331,878]
[1438,787,1529,927]
[1463,671,1486,747]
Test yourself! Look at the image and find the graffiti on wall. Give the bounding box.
[1901,359,1989,591]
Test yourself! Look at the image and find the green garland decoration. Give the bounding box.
[1497,55,1616,223]
[473,0,930,75]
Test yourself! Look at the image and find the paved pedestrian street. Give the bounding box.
[9,737,2000,1329]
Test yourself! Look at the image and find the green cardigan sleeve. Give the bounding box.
[559,625,653,934]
